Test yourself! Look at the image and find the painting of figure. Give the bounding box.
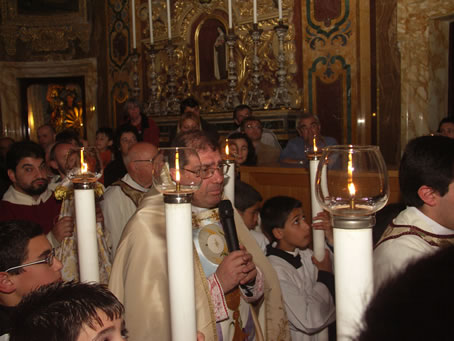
[196,17,228,84]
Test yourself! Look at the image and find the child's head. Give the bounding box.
[228,132,257,166]
[235,181,262,230]
[10,281,126,341]
[178,112,201,133]
[261,196,311,251]
[95,127,114,152]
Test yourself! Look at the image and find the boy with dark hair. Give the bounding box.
[374,135,454,288]
[9,281,126,341]
[96,127,114,184]
[234,180,268,251]
[261,196,335,341]
[0,220,62,340]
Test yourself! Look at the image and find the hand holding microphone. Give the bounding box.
[218,200,255,296]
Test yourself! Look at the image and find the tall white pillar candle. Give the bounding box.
[165,201,197,341]
[278,0,283,21]
[148,0,154,44]
[333,228,373,340]
[166,0,172,39]
[224,160,235,206]
[309,159,325,261]
[74,188,100,282]
[131,0,137,49]
[228,0,233,29]
[253,0,257,24]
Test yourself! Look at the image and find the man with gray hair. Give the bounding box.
[101,142,158,256]
[109,130,290,341]
[280,113,337,166]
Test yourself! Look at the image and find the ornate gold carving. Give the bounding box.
[0,0,90,55]
[136,0,300,113]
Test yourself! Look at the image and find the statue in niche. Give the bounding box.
[197,18,228,83]
[214,26,228,80]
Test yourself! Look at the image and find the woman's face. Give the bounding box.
[230,138,249,165]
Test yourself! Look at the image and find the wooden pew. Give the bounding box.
[240,165,401,224]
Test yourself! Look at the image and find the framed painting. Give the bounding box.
[195,16,229,85]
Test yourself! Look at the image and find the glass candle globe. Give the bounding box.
[152,147,202,195]
[315,145,389,217]
[66,146,103,184]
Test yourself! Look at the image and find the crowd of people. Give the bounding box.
[1,96,454,341]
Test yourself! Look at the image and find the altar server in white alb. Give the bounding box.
[374,135,454,290]
[261,196,335,341]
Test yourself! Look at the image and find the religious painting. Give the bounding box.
[17,0,79,15]
[195,17,229,85]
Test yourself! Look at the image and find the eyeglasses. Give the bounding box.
[183,162,230,179]
[4,248,56,273]
[245,124,262,130]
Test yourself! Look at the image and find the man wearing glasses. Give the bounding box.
[280,113,337,166]
[102,142,158,257]
[241,116,281,165]
[109,130,290,341]
[0,220,62,340]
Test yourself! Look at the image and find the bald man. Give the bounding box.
[101,142,159,256]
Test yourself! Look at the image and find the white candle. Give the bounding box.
[224,160,235,206]
[309,159,325,261]
[228,0,233,29]
[333,227,373,340]
[166,0,172,39]
[148,0,154,44]
[253,0,257,24]
[278,0,282,21]
[74,188,100,282]
[165,202,197,341]
[131,0,137,49]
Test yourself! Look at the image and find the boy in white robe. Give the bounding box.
[261,196,335,341]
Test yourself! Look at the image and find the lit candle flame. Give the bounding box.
[80,149,88,174]
[348,150,355,208]
[348,182,356,196]
[313,136,317,153]
[175,149,181,192]
[175,150,180,182]
[225,138,229,156]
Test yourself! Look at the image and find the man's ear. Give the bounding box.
[0,272,16,294]
[108,140,113,147]
[417,185,438,207]
[7,169,16,184]
[49,160,58,172]
[272,227,284,241]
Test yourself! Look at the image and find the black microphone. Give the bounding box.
[219,199,240,252]
[219,199,253,296]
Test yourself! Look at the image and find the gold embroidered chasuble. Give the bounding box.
[109,190,290,341]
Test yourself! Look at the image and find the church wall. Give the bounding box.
[397,0,454,149]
